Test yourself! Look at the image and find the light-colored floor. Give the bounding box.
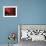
[0,40,46,46]
[19,39,46,46]
[0,44,18,46]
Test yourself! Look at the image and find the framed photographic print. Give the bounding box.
[18,24,46,42]
[3,6,17,17]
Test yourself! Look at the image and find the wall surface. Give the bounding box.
[0,0,18,44]
[0,0,46,45]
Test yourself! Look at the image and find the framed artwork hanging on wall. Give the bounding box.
[3,6,17,17]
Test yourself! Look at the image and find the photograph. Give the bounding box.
[18,24,46,46]
[3,6,17,17]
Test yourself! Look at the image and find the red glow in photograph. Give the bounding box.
[5,8,16,16]
[3,6,17,17]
